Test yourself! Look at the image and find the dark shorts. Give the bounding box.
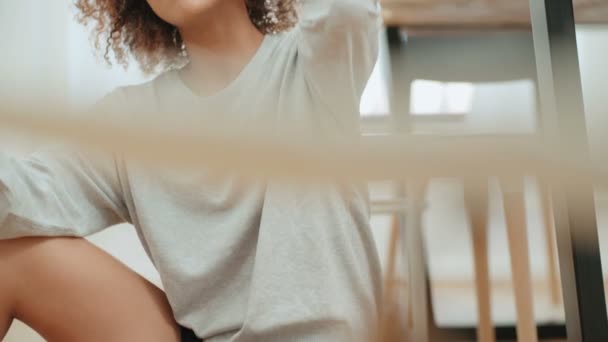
[180,326,202,342]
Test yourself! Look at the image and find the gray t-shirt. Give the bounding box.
[0,1,383,340]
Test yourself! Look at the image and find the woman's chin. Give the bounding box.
[147,0,220,26]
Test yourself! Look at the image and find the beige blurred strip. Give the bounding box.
[1,104,607,186]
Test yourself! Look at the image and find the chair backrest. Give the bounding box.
[387,29,540,135]
[392,31,537,82]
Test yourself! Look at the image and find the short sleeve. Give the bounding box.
[0,90,130,239]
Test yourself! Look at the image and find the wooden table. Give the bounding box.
[381,0,608,29]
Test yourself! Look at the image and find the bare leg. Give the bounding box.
[0,265,15,340]
[0,237,180,342]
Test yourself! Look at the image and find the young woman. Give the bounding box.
[0,0,382,341]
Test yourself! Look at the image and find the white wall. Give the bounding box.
[0,1,67,105]
[578,25,608,155]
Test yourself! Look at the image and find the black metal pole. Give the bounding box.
[529,1,608,341]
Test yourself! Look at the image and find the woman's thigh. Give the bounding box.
[0,237,180,342]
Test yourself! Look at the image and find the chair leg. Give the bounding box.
[378,215,407,342]
[539,182,562,306]
[464,179,495,342]
[405,179,429,342]
[501,178,538,342]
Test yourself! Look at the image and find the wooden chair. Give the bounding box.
[376,28,562,341]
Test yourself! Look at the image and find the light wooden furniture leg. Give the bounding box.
[539,182,562,306]
[501,178,538,342]
[464,179,495,342]
[405,179,429,342]
[379,215,407,342]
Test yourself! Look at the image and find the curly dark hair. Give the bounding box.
[75,0,297,73]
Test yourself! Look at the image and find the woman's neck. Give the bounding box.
[178,1,264,96]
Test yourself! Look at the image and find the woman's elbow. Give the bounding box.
[299,0,380,31]
[329,0,380,27]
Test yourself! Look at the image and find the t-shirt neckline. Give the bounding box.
[172,34,273,102]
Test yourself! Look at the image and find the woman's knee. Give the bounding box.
[0,309,13,341]
[0,237,180,342]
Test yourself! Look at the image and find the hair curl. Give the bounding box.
[75,0,297,73]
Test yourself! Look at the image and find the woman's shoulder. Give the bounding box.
[99,70,181,109]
